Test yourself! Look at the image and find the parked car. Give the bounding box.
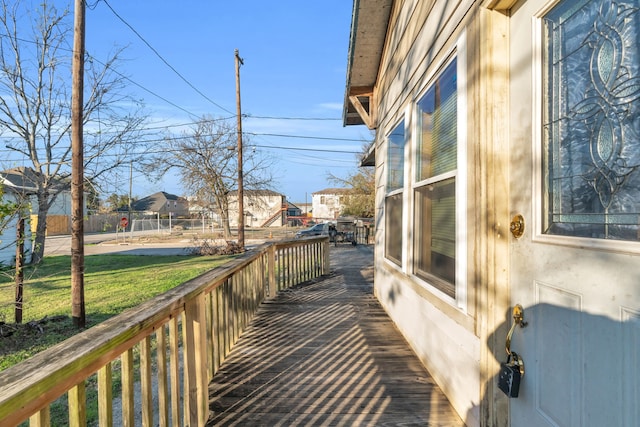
[295,223,330,238]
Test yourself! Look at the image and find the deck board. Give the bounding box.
[207,245,465,426]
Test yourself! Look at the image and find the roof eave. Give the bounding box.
[342,0,393,129]
[360,142,375,167]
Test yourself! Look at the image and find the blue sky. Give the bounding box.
[79,0,371,204]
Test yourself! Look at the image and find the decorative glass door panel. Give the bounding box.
[543,0,640,240]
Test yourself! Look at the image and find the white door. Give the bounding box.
[508,1,640,426]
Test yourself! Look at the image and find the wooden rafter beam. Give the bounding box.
[348,86,375,129]
[349,86,374,96]
[485,0,518,11]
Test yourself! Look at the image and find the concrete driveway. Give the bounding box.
[45,233,199,257]
[44,233,267,257]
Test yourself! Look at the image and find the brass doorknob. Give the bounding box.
[510,214,525,239]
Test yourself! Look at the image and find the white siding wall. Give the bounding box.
[370,0,480,425]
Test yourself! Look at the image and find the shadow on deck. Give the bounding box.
[207,245,465,426]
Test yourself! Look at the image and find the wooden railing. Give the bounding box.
[0,237,329,427]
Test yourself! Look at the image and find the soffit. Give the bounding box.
[343,0,393,128]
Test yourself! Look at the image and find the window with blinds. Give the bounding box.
[385,120,405,266]
[414,58,458,298]
[385,192,404,266]
[416,59,457,181]
[387,120,406,192]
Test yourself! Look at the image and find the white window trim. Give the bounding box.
[410,30,468,312]
[384,114,410,269]
[531,2,640,256]
[402,107,413,273]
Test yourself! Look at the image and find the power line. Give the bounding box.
[1,127,366,146]
[0,141,360,156]
[0,35,344,126]
[244,132,363,142]
[91,4,347,122]
[100,0,235,116]
[0,32,204,119]
[105,63,202,118]
[246,115,340,121]
[0,32,350,125]
[253,144,358,154]
[0,15,350,125]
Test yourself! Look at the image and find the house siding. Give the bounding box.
[365,1,487,425]
[354,0,640,423]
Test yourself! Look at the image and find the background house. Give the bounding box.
[131,191,189,218]
[311,188,351,220]
[285,201,302,218]
[343,1,640,426]
[227,190,288,228]
[293,202,312,216]
[0,172,34,266]
[0,167,79,238]
[2,167,76,220]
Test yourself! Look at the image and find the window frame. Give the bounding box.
[385,192,404,266]
[411,38,467,310]
[384,119,407,266]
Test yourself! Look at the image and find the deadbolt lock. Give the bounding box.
[510,214,525,239]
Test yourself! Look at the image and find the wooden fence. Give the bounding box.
[0,236,329,427]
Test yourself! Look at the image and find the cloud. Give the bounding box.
[316,102,343,111]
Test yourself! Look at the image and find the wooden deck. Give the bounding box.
[207,245,465,426]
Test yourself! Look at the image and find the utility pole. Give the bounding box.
[235,49,244,249]
[128,160,133,230]
[71,0,86,328]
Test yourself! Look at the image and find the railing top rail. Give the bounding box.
[277,235,328,249]
[0,243,265,419]
[0,236,328,424]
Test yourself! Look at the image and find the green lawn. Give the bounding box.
[0,253,234,370]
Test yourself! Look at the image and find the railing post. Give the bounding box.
[268,244,277,298]
[29,407,50,427]
[121,349,135,426]
[68,382,86,427]
[212,287,222,373]
[323,238,330,275]
[184,294,208,427]
[98,363,113,426]
[156,327,170,427]
[169,317,181,425]
[140,336,153,426]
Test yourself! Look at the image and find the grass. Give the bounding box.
[0,253,234,371]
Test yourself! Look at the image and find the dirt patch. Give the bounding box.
[0,315,80,369]
[186,238,245,255]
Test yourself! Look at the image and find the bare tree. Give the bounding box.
[0,1,148,263]
[328,144,375,218]
[153,116,275,238]
[0,183,30,323]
